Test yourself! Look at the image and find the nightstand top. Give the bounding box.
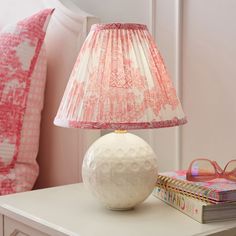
[0,183,236,236]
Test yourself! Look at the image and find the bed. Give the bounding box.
[0,0,100,191]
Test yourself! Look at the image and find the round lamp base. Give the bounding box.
[82,132,158,210]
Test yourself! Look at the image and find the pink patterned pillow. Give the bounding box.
[0,9,54,194]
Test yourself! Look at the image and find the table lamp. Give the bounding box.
[54,23,187,210]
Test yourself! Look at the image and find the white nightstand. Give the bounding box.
[0,184,236,236]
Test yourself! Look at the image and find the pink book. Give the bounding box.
[157,170,236,202]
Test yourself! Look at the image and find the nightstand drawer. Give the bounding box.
[4,217,48,236]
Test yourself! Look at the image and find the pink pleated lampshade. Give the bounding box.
[54,23,187,130]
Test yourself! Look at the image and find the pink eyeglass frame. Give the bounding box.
[186,158,236,182]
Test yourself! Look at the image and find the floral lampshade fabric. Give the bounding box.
[54,23,187,130]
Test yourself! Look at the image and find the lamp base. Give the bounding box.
[82,131,158,210]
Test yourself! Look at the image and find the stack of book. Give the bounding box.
[153,170,236,223]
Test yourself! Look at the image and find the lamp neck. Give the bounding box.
[114,130,127,134]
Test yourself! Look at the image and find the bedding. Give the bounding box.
[0,9,53,194]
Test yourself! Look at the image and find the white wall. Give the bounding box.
[71,0,150,25]
[182,0,236,168]
[156,0,236,169]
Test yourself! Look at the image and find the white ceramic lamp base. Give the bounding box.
[82,131,158,210]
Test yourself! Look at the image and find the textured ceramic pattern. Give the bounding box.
[82,132,158,210]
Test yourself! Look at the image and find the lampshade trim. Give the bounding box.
[91,23,148,31]
[54,117,187,130]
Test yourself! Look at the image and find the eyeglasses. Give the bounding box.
[186,158,236,182]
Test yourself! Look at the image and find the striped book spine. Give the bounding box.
[153,185,211,223]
